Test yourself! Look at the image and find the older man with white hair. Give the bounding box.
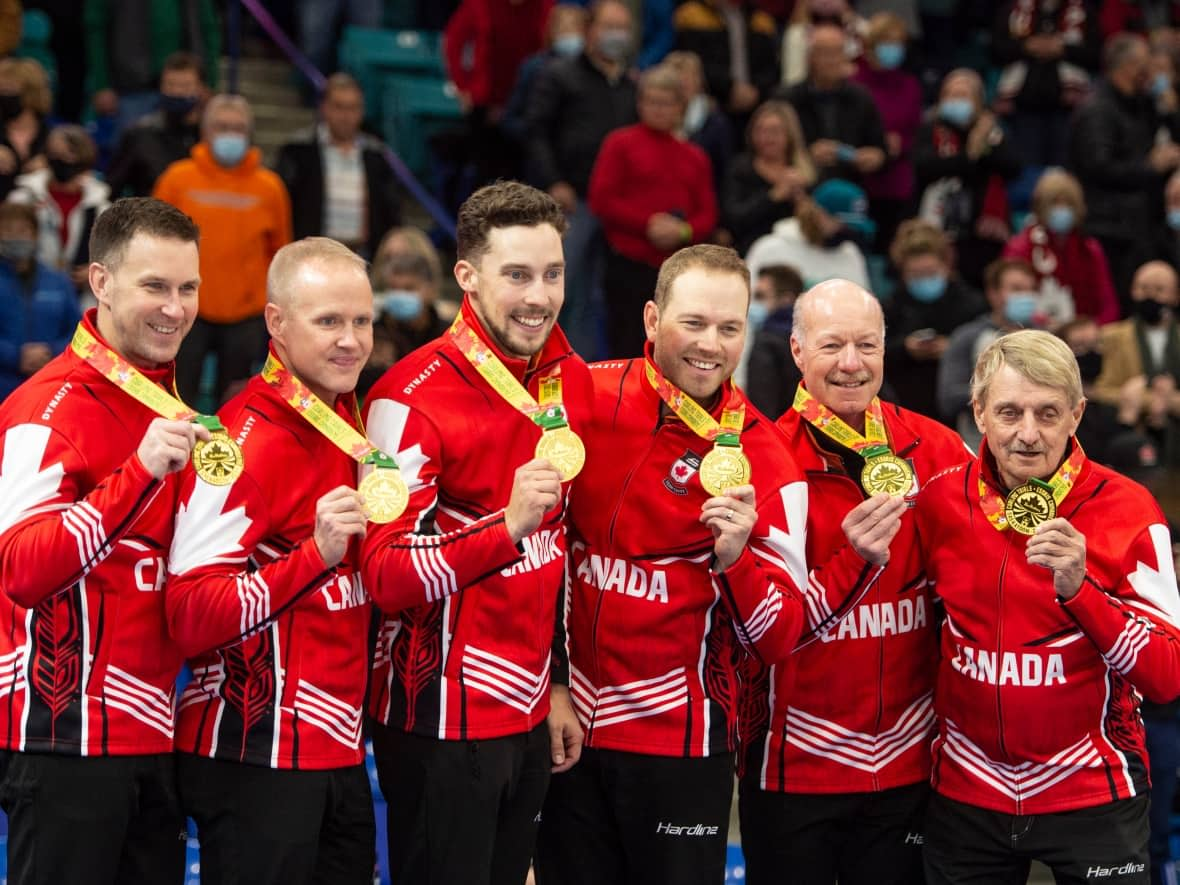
[907,329,1180,883]
[739,278,970,885]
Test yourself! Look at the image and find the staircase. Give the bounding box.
[219,56,316,166]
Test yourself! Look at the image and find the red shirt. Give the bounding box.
[444,0,551,108]
[1002,224,1120,325]
[48,185,82,251]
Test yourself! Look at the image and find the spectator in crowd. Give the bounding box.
[589,63,717,358]
[886,219,987,421]
[746,178,871,289]
[641,0,677,67]
[775,24,885,189]
[1002,167,1120,328]
[781,0,865,88]
[153,93,292,406]
[665,50,734,200]
[745,262,804,419]
[0,0,20,59]
[991,0,1101,168]
[296,0,381,83]
[10,124,111,290]
[1058,315,1159,472]
[0,200,79,401]
[1069,32,1180,307]
[445,0,552,182]
[105,51,206,199]
[852,12,922,253]
[1100,1,1180,41]
[913,67,1022,288]
[358,228,451,396]
[672,0,780,129]
[1092,260,1180,465]
[275,73,400,261]
[1149,40,1179,118]
[937,257,1039,445]
[723,100,814,256]
[525,0,638,360]
[0,58,52,201]
[83,0,221,138]
[1154,167,1180,271]
[501,4,589,148]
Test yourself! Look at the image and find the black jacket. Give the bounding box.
[1068,78,1180,243]
[746,306,800,421]
[991,0,1101,111]
[772,80,885,185]
[723,152,796,255]
[524,52,638,196]
[274,130,401,259]
[106,112,199,198]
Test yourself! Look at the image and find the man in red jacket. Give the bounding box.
[910,330,1180,882]
[739,278,971,885]
[360,181,593,885]
[0,197,204,884]
[165,238,376,883]
[535,247,901,885]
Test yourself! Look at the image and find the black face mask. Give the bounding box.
[159,93,199,125]
[48,158,85,183]
[1075,350,1103,382]
[0,93,21,121]
[1136,297,1167,326]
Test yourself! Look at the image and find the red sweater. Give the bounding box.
[1002,224,1120,325]
[444,0,551,108]
[589,123,718,268]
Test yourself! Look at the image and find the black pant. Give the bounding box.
[738,778,927,885]
[178,754,375,885]
[175,315,268,408]
[923,791,1150,885]
[534,746,734,885]
[603,249,660,360]
[0,751,185,885]
[371,719,551,885]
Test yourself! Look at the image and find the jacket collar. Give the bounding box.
[453,296,575,383]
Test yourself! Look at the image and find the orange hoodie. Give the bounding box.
[153,143,292,324]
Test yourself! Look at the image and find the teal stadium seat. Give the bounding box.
[15,10,57,97]
[339,26,445,118]
[380,72,464,178]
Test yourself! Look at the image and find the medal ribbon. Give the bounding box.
[260,352,397,470]
[448,315,570,431]
[70,322,228,434]
[643,360,744,446]
[792,385,891,457]
[977,444,1086,532]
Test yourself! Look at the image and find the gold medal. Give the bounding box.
[535,426,585,482]
[192,432,244,486]
[861,454,915,498]
[359,468,409,524]
[699,445,751,496]
[1003,483,1056,535]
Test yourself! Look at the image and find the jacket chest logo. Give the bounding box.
[664,450,702,496]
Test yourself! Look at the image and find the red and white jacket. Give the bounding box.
[742,399,969,793]
[0,310,184,756]
[912,442,1180,815]
[361,299,592,741]
[166,362,371,769]
[564,357,871,758]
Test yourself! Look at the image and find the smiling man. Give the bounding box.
[164,237,377,884]
[360,181,593,885]
[738,279,970,885]
[907,330,1180,883]
[0,197,203,884]
[535,246,874,885]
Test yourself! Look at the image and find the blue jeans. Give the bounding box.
[559,200,606,361]
[298,0,383,77]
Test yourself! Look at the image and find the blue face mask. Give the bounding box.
[210,133,248,167]
[748,299,770,329]
[552,33,584,57]
[1167,208,1180,231]
[1045,205,1075,235]
[379,289,423,322]
[1004,292,1039,326]
[938,98,975,128]
[907,274,947,303]
[875,42,905,70]
[1152,72,1171,98]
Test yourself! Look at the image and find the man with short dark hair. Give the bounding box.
[745,263,804,419]
[275,73,401,260]
[0,196,204,884]
[361,180,593,885]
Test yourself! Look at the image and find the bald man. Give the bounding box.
[1092,260,1180,465]
[165,237,377,884]
[738,279,971,885]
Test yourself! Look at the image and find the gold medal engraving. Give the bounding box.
[861,454,915,497]
[359,468,409,524]
[192,433,244,486]
[699,446,752,496]
[535,426,586,482]
[1003,484,1057,535]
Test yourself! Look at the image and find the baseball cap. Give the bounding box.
[813,178,877,241]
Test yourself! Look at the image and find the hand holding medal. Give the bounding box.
[700,485,757,571]
[1024,518,1087,599]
